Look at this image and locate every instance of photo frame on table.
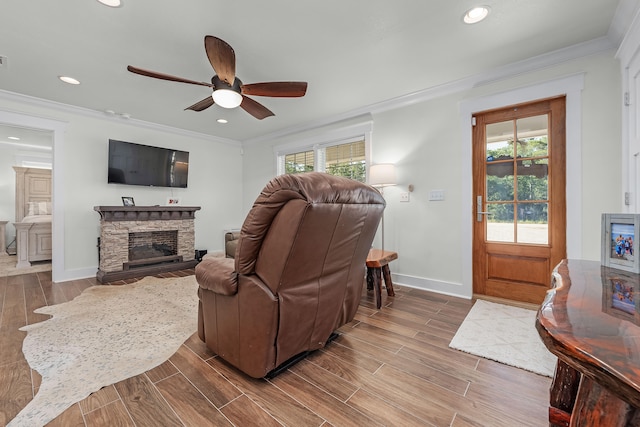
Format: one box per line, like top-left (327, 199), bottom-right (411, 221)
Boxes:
top-left (601, 267), bottom-right (640, 324)
top-left (121, 196), bottom-right (135, 207)
top-left (601, 213), bottom-right (640, 273)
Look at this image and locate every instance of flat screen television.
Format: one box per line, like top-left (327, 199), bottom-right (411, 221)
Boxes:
top-left (107, 139), bottom-right (189, 188)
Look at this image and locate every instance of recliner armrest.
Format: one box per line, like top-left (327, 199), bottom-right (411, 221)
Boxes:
top-left (195, 257), bottom-right (238, 296)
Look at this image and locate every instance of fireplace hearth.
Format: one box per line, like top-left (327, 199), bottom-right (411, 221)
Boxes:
top-left (94, 206), bottom-right (201, 283)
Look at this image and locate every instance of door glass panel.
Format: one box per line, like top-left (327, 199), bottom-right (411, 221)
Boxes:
top-left (486, 203), bottom-right (514, 242)
top-left (517, 159), bottom-right (548, 200)
top-left (516, 115), bottom-right (548, 158)
top-left (487, 163), bottom-right (514, 201)
top-left (517, 203), bottom-right (548, 244)
top-left (484, 114), bottom-right (550, 245)
top-left (486, 121), bottom-right (514, 160)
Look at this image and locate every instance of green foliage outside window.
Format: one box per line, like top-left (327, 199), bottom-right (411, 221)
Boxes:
top-left (283, 141), bottom-right (366, 183)
top-left (284, 150), bottom-right (314, 174)
top-left (284, 162), bottom-right (314, 174)
top-left (326, 161), bottom-right (366, 182)
top-left (486, 137), bottom-right (549, 223)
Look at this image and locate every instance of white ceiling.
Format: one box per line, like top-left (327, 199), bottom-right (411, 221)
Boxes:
top-left (0, 0), bottom-right (632, 143)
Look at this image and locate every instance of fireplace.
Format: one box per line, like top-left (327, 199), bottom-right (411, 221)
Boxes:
top-left (128, 230), bottom-right (178, 261)
top-left (94, 206), bottom-right (201, 283)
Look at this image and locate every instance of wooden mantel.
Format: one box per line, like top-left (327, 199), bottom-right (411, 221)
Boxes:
top-left (94, 206), bottom-right (201, 222)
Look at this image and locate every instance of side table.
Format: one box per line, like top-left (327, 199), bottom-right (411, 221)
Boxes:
top-left (366, 249), bottom-right (398, 309)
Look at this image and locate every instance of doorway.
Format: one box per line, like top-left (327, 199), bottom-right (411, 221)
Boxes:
top-left (0, 125), bottom-right (53, 277)
top-left (0, 109), bottom-right (65, 281)
top-left (472, 97), bottom-right (566, 304)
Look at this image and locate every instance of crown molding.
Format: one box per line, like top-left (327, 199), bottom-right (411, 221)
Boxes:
top-left (0, 89), bottom-right (242, 147)
top-left (616, 1), bottom-right (640, 63)
top-left (610, 0), bottom-right (640, 48)
top-left (243, 36), bottom-right (616, 146)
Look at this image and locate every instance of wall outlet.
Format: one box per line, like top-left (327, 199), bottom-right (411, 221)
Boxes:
top-left (400, 192), bottom-right (410, 202)
top-left (429, 190), bottom-right (445, 201)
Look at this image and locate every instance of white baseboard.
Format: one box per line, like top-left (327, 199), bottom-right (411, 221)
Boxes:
top-left (391, 273), bottom-right (472, 300)
top-left (53, 267), bottom-right (97, 283)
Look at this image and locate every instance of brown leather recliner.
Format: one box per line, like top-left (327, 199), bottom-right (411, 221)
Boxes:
top-left (195, 172), bottom-right (385, 378)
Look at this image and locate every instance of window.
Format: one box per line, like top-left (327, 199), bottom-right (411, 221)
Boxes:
top-left (278, 139), bottom-right (366, 182)
top-left (275, 119), bottom-right (372, 182)
top-left (284, 150), bottom-right (314, 174)
top-left (322, 140), bottom-right (366, 182)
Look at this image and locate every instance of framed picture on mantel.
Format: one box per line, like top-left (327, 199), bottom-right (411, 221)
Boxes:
top-left (602, 213), bottom-right (640, 273)
top-left (121, 196), bottom-right (135, 207)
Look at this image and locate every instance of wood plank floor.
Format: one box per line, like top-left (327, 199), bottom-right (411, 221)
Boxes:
top-left (0, 269), bottom-right (552, 426)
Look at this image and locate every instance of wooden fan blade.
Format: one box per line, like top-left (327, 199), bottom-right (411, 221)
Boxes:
top-left (185, 96), bottom-right (214, 112)
top-left (240, 96), bottom-right (274, 120)
top-left (205, 36), bottom-right (236, 85)
top-left (241, 82), bottom-right (308, 97)
top-left (127, 66), bottom-right (213, 88)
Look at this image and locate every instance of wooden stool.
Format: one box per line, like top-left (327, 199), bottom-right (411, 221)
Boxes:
top-left (366, 249), bottom-right (398, 309)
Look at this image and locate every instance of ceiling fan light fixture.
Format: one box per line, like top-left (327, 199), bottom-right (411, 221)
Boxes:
top-left (212, 89), bottom-right (242, 109)
top-left (463, 6), bottom-right (490, 24)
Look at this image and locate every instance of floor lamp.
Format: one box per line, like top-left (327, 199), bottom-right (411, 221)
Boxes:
top-left (369, 164), bottom-right (397, 251)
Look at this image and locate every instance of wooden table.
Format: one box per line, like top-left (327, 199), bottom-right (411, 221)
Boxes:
top-left (366, 249), bottom-right (398, 309)
top-left (536, 259), bottom-right (640, 426)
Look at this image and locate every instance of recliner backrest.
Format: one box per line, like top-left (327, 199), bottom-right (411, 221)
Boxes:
top-left (234, 172), bottom-right (385, 364)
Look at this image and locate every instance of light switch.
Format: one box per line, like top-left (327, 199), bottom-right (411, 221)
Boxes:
top-left (429, 190), bottom-right (445, 201)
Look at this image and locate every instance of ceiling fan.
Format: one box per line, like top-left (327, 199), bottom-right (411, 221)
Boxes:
top-left (127, 36), bottom-right (307, 120)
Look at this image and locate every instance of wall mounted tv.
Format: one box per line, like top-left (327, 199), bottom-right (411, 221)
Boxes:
top-left (107, 139), bottom-right (189, 188)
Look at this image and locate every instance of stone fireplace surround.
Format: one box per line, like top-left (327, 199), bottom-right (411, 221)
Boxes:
top-left (94, 206), bottom-right (201, 283)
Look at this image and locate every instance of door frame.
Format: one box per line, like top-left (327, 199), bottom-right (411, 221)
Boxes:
top-left (459, 74), bottom-right (584, 298)
top-left (472, 97), bottom-right (566, 304)
top-left (0, 109), bottom-right (67, 282)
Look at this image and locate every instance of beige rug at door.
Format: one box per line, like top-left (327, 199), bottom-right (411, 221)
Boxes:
top-left (449, 299), bottom-right (557, 377)
top-left (8, 275), bottom-right (199, 427)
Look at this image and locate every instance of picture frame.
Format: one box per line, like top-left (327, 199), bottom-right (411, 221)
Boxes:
top-left (121, 196), bottom-right (135, 207)
top-left (601, 266), bottom-right (640, 324)
top-left (601, 213), bottom-right (640, 273)
top-left (166, 197), bottom-right (180, 206)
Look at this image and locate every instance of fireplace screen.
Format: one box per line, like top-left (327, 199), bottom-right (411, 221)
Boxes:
top-left (128, 230), bottom-right (178, 261)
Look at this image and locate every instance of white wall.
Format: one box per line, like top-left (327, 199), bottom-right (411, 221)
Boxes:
top-left (0, 145), bottom-right (19, 247)
top-left (241, 49), bottom-right (623, 299)
top-left (0, 48), bottom-right (624, 292)
top-left (0, 144), bottom-right (19, 247)
top-left (0, 97), bottom-right (244, 281)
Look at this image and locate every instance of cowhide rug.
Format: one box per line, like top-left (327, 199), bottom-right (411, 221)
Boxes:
top-left (8, 275), bottom-right (199, 427)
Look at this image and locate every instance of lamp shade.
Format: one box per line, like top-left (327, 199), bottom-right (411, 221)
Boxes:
top-left (369, 164), bottom-right (397, 187)
top-left (212, 89), bottom-right (242, 109)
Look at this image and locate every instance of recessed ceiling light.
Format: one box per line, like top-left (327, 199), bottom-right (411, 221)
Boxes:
top-left (97, 0), bottom-right (122, 7)
top-left (59, 76), bottom-right (80, 85)
top-left (217, 119), bottom-right (228, 124)
top-left (8, 136), bottom-right (20, 140)
top-left (463, 6), bottom-right (490, 24)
